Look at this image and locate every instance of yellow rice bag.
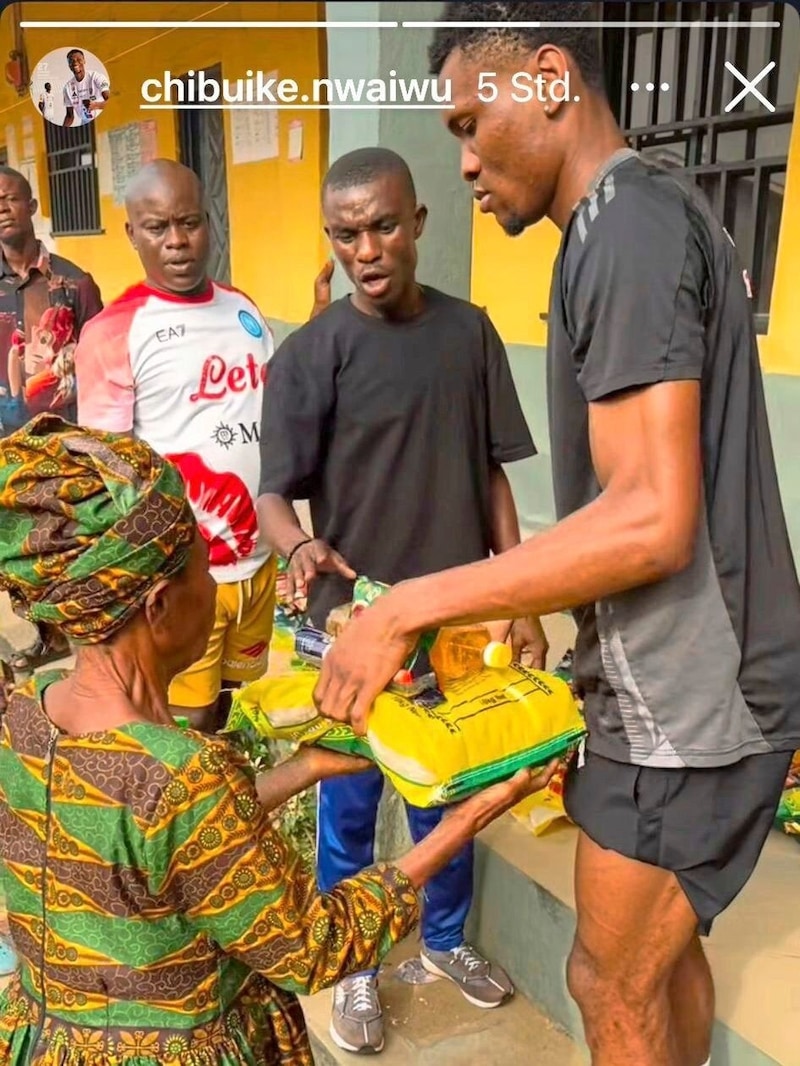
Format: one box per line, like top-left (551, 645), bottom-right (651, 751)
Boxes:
top-left (512, 764), bottom-right (573, 836)
top-left (228, 663), bottom-right (585, 808)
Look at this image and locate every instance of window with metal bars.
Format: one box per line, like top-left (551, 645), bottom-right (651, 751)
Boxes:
top-left (44, 120), bottom-right (102, 236)
top-left (602, 1), bottom-right (797, 332)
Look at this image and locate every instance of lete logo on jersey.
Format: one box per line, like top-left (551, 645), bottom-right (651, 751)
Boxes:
top-left (238, 309), bottom-right (263, 337)
top-left (190, 353), bottom-right (269, 402)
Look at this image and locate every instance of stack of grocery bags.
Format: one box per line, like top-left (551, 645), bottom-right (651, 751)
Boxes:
top-left (227, 574), bottom-right (586, 813)
top-left (774, 751), bottom-right (800, 841)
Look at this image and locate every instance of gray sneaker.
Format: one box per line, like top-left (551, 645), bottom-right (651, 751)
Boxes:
top-left (420, 943), bottom-right (514, 1008)
top-left (330, 973), bottom-right (385, 1055)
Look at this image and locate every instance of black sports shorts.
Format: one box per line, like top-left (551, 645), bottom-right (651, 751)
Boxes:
top-left (563, 746), bottom-right (792, 935)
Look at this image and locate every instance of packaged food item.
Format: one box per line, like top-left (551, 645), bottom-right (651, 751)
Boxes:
top-left (350, 575), bottom-right (439, 696)
top-left (226, 673), bottom-right (370, 760)
top-left (430, 625), bottom-right (513, 685)
top-left (508, 650), bottom-right (582, 836)
top-left (295, 615), bottom-right (440, 699)
top-left (294, 625), bottom-right (334, 667)
top-left (228, 661), bottom-right (585, 808)
top-left (552, 648), bottom-right (575, 688)
top-left (263, 557), bottom-right (307, 673)
top-left (350, 574), bottom-right (392, 614)
top-left (326, 602), bottom-right (353, 638)
top-left (512, 763), bottom-right (571, 836)
top-left (774, 787), bottom-right (800, 839)
top-left (785, 750), bottom-right (800, 790)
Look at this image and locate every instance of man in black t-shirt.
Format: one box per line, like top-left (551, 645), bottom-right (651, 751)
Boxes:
top-left (258, 147), bottom-right (544, 1055)
top-left (312, 6), bottom-right (800, 1066)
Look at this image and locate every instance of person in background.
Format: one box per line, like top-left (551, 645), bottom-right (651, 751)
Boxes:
top-left (62, 48), bottom-right (109, 126)
top-left (76, 158), bottom-right (275, 736)
top-left (37, 81), bottom-right (54, 122)
top-left (311, 257), bottom-right (335, 319)
top-left (0, 414), bottom-right (558, 1066)
top-left (258, 147), bottom-right (547, 1056)
top-left (0, 164), bottom-right (102, 675)
top-left (313, 6), bottom-right (800, 1066)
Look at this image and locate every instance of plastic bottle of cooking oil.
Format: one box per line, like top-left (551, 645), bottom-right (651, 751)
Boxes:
top-left (429, 625), bottom-right (512, 685)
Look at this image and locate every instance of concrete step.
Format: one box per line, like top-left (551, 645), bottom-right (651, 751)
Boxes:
top-left (302, 941), bottom-right (583, 1066)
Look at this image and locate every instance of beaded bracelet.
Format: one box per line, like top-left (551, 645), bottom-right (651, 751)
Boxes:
top-left (285, 537), bottom-right (313, 566)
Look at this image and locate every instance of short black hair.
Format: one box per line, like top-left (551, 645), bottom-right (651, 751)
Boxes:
top-left (44, 81), bottom-right (51, 91)
top-left (429, 2), bottom-right (605, 92)
top-left (67, 49), bottom-right (84, 62)
top-left (0, 167), bottom-right (32, 199)
top-left (322, 147), bottom-right (416, 201)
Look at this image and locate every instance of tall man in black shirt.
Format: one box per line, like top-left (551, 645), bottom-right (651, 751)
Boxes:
top-left (313, 6), bottom-right (800, 1066)
top-left (259, 147), bottom-right (546, 1056)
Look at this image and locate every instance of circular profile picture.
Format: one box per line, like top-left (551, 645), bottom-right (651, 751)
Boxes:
top-left (29, 47), bottom-right (110, 128)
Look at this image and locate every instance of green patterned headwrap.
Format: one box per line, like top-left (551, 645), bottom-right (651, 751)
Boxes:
top-left (0, 414), bottom-right (196, 644)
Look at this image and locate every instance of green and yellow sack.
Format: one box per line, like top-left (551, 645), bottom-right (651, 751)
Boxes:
top-left (228, 663), bottom-right (585, 808)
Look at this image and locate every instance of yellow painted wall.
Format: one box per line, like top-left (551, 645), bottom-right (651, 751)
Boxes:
top-left (471, 81), bottom-right (800, 376)
top-left (759, 78), bottom-right (800, 376)
top-left (471, 211), bottom-right (560, 348)
top-left (0, 1), bottom-right (328, 322)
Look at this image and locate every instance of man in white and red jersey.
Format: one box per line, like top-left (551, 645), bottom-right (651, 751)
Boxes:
top-left (75, 159), bottom-right (275, 732)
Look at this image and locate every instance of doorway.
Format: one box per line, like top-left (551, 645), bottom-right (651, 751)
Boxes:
top-left (176, 64), bottom-right (232, 284)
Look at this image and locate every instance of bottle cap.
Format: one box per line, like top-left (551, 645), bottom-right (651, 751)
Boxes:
top-left (483, 641), bottom-right (513, 669)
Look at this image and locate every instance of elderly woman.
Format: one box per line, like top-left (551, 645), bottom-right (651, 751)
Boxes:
top-left (0, 415), bottom-right (554, 1066)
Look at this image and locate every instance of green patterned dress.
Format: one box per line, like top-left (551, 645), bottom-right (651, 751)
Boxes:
top-left (0, 673), bottom-right (419, 1065)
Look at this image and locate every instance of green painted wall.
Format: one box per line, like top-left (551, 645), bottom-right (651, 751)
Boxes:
top-left (266, 318), bottom-right (301, 349)
top-left (505, 343), bottom-right (800, 563)
top-left (324, 1), bottom-right (472, 303)
top-left (760, 374), bottom-right (800, 560)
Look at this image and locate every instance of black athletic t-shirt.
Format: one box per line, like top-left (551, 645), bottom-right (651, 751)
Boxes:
top-left (548, 149), bottom-right (800, 768)
top-left (259, 286), bottom-right (536, 627)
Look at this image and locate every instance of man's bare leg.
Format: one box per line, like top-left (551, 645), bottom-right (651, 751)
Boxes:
top-left (669, 934), bottom-right (715, 1065)
top-left (566, 831), bottom-right (713, 1066)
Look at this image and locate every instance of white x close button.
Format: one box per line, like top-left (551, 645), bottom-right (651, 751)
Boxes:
top-left (724, 61), bottom-right (776, 113)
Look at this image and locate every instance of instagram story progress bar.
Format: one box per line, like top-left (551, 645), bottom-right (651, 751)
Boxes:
top-left (21, 18), bottom-right (782, 28)
top-left (20, 15), bottom-right (783, 112)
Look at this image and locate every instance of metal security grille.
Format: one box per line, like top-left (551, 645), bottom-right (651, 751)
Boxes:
top-left (44, 121), bottom-right (101, 236)
top-left (176, 64), bottom-right (232, 284)
top-left (602, 1), bottom-right (796, 328)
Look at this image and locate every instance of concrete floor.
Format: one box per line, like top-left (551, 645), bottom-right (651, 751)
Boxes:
top-left (304, 939), bottom-right (582, 1066)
